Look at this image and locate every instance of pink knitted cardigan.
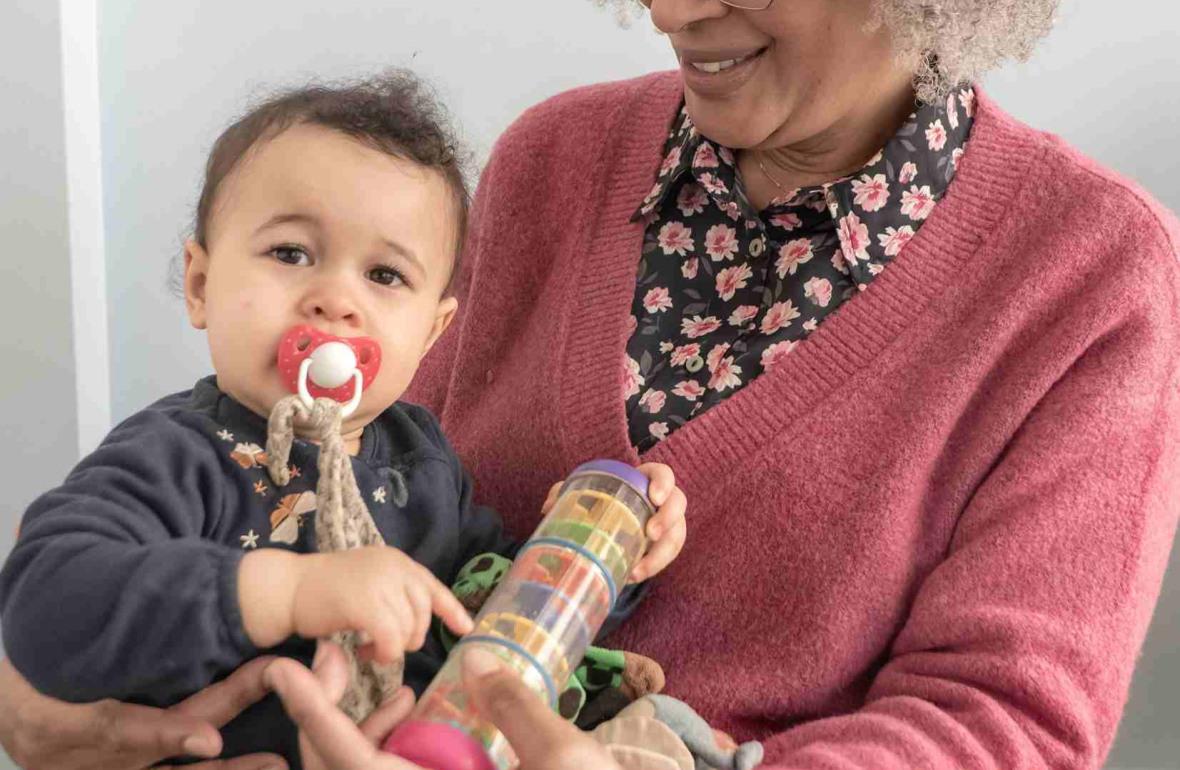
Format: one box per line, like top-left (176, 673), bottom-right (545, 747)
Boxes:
top-left (407, 72), bottom-right (1180, 769)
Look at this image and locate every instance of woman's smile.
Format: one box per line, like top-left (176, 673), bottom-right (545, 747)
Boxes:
top-left (677, 44), bottom-right (768, 97)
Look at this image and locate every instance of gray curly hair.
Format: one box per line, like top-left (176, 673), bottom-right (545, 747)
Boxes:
top-left (592, 0), bottom-right (1060, 103)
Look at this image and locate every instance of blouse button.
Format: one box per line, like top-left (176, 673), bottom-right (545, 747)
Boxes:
top-left (685, 355), bottom-right (704, 373)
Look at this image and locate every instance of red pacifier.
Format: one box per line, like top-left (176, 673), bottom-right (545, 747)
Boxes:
top-left (277, 325), bottom-right (382, 418)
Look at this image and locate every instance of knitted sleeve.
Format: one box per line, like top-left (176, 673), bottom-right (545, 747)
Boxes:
top-left (763, 199), bottom-right (1180, 768)
top-left (0, 410), bottom-right (257, 706)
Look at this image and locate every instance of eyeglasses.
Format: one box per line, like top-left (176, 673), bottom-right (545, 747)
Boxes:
top-left (639, 0), bottom-right (776, 10)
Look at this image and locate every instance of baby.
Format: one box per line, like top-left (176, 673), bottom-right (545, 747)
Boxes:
top-left (0, 71), bottom-right (685, 767)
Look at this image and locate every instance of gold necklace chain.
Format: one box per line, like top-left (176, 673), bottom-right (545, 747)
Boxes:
top-left (755, 151), bottom-right (789, 194)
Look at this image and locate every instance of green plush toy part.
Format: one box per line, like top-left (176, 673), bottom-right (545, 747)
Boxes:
top-left (442, 553), bottom-right (665, 722)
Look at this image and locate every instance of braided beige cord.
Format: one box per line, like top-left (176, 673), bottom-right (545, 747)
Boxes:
top-left (266, 394), bottom-right (404, 722)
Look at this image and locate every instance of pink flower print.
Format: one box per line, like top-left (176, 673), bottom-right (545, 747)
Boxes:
top-left (899, 162), bottom-right (918, 184)
top-left (868, 263), bottom-right (885, 276)
top-left (926, 119), bottom-right (947, 152)
top-left (670, 343), bottom-right (701, 366)
top-left (728, 304), bottom-right (759, 327)
top-left (699, 173), bottom-right (728, 196)
top-left (693, 142), bottom-right (720, 168)
top-left (643, 182), bottom-right (663, 207)
top-left (724, 201), bottom-right (741, 221)
top-left (704, 224), bottom-right (739, 262)
top-left (715, 263), bottom-right (753, 301)
top-left (760, 300), bottom-right (800, 335)
top-left (837, 211), bottom-right (870, 264)
top-left (901, 185), bottom-right (936, 221)
top-left (643, 286), bottom-right (673, 314)
top-left (659, 341), bottom-right (674, 353)
top-left (627, 314), bottom-right (638, 335)
top-left (672, 380), bottom-right (705, 402)
top-left (770, 212), bottom-right (802, 231)
top-left (639, 389), bottom-right (667, 414)
top-left (803, 276), bottom-right (833, 308)
top-left (660, 146), bottom-right (682, 175)
top-left (760, 340), bottom-right (797, 369)
top-left (802, 318), bottom-right (818, 332)
top-left (851, 173), bottom-right (890, 213)
top-left (681, 315), bottom-right (721, 339)
top-left (681, 258), bottom-right (699, 279)
top-left (706, 342), bottom-right (730, 374)
top-left (946, 93), bottom-right (959, 130)
top-left (877, 225), bottom-right (915, 257)
top-left (707, 355), bottom-right (743, 392)
top-left (677, 184), bottom-right (708, 216)
top-left (952, 147), bottom-right (964, 170)
top-left (657, 221), bottom-right (694, 256)
top-left (649, 422), bottom-right (670, 442)
top-left (831, 250), bottom-right (849, 275)
top-left (775, 238), bottom-right (814, 278)
top-left (623, 355), bottom-right (644, 399)
top-left (959, 87), bottom-right (975, 118)
top-left (867, 149), bottom-right (884, 167)
top-left (718, 146), bottom-right (736, 165)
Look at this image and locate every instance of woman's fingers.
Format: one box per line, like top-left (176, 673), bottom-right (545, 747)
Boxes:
top-left (358, 687), bottom-right (416, 745)
top-left (462, 647), bottom-right (619, 770)
top-left (172, 655), bottom-right (278, 728)
top-left (265, 659), bottom-right (422, 770)
top-left (161, 754), bottom-right (288, 770)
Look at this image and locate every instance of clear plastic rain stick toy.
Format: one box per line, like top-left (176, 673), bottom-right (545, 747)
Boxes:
top-left (381, 460), bottom-right (656, 770)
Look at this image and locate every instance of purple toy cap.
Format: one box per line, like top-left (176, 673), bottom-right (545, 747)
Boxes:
top-left (381, 720), bottom-right (496, 770)
top-left (570, 459), bottom-right (652, 505)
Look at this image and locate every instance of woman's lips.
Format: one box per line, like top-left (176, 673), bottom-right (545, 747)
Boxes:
top-left (678, 46), bottom-right (768, 97)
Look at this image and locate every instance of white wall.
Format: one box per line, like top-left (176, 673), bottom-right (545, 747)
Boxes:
top-left (0, 1), bottom-right (1176, 769)
top-left (0, 3), bottom-right (81, 769)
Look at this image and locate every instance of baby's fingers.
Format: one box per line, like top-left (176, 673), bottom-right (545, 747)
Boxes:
top-left (420, 568), bottom-right (475, 638)
top-left (539, 481), bottom-right (563, 516)
top-left (636, 462), bottom-right (676, 507)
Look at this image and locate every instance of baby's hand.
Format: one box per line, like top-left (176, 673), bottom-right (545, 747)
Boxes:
top-left (239, 546), bottom-right (473, 664)
top-left (539, 462), bottom-right (687, 583)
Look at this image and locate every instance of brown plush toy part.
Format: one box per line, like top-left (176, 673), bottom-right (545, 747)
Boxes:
top-left (265, 395), bottom-right (403, 723)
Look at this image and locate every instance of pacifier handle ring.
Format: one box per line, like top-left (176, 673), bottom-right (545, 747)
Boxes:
top-left (296, 357), bottom-right (365, 419)
top-left (341, 370), bottom-right (363, 418)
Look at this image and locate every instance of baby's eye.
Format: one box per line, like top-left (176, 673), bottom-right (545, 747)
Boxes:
top-left (270, 246), bottom-right (311, 266)
top-left (368, 265), bottom-right (406, 287)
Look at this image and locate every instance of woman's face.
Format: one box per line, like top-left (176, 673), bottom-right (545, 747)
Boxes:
top-left (641, 0), bottom-right (913, 152)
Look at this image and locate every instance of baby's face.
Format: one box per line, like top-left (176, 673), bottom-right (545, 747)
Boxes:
top-left (183, 123), bottom-right (458, 431)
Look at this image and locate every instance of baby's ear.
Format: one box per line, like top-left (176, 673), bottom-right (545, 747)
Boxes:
top-left (421, 295), bottom-right (458, 359)
top-left (183, 240), bottom-right (210, 330)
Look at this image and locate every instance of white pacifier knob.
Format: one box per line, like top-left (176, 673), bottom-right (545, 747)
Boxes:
top-left (307, 341), bottom-right (357, 389)
top-left (297, 341), bottom-right (365, 418)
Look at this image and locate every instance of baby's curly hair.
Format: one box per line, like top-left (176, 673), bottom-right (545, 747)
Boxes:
top-left (187, 69), bottom-right (470, 293)
top-left (591, 0), bottom-right (1060, 103)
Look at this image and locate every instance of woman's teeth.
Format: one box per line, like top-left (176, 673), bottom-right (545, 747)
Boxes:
top-left (689, 51), bottom-right (758, 74)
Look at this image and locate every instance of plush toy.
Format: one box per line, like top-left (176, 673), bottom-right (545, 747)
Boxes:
top-left (594, 695), bottom-right (763, 770)
top-left (444, 553), bottom-right (763, 770)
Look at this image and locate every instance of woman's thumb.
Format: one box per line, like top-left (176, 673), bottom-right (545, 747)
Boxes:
top-left (462, 648), bottom-right (560, 760)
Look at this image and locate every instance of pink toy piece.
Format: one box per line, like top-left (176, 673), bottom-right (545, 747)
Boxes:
top-left (277, 324), bottom-right (381, 403)
top-left (382, 720), bottom-right (497, 770)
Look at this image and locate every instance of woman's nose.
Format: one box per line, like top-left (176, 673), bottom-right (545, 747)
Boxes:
top-left (645, 0), bottom-right (730, 34)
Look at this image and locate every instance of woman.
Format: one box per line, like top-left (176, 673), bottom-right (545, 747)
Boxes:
top-left (4, 0), bottom-right (1178, 768)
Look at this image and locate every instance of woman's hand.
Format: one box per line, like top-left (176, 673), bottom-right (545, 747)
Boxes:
top-left (265, 643), bottom-right (621, 770)
top-left (540, 461), bottom-right (688, 582)
top-left (0, 655), bottom-right (286, 770)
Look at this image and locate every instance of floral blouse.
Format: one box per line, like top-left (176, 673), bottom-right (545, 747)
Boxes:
top-left (624, 86), bottom-right (976, 452)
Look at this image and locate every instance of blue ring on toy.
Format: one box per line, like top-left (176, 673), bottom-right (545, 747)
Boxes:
top-left (457, 634), bottom-right (559, 708)
top-left (518, 537), bottom-right (619, 609)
